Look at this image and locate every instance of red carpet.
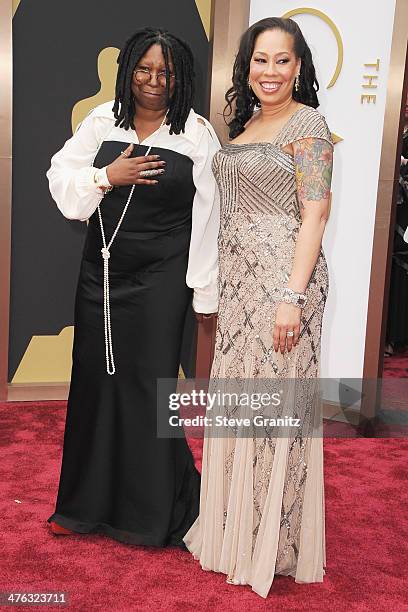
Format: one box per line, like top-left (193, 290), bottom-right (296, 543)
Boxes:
top-left (381, 348), bottom-right (408, 413)
top-left (383, 348), bottom-right (408, 378)
top-left (1, 401), bottom-right (407, 611)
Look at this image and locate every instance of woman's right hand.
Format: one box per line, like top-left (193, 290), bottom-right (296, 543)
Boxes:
top-left (106, 143), bottom-right (166, 186)
top-left (195, 312), bottom-right (218, 323)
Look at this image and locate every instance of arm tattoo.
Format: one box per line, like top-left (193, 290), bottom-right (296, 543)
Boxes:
top-left (294, 138), bottom-right (333, 203)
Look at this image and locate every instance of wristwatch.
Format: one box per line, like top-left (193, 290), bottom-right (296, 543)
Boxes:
top-left (93, 167), bottom-right (113, 193)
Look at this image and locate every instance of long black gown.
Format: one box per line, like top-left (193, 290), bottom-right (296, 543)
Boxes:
top-left (47, 140), bottom-right (201, 547)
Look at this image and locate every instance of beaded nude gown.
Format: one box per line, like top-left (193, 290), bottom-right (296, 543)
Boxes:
top-left (184, 105), bottom-right (334, 597)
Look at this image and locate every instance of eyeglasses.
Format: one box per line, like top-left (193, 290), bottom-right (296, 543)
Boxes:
top-left (133, 67), bottom-right (176, 87)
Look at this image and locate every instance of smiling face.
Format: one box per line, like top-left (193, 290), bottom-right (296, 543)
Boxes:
top-left (249, 28), bottom-right (301, 106)
top-left (131, 43), bottom-right (175, 112)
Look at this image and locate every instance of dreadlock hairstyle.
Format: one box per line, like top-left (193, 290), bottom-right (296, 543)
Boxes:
top-left (113, 28), bottom-right (195, 135)
top-left (224, 17), bottom-right (320, 139)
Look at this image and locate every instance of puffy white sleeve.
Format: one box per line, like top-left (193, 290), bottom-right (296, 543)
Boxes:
top-left (186, 120), bottom-right (221, 313)
top-left (46, 112), bottom-right (113, 221)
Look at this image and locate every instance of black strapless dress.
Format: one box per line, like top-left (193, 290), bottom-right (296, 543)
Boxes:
top-left (47, 141), bottom-right (200, 547)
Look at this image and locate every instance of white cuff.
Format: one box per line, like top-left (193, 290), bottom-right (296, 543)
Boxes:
top-left (192, 285), bottom-right (219, 314)
top-left (93, 166), bottom-right (111, 188)
top-left (74, 166), bottom-right (103, 195)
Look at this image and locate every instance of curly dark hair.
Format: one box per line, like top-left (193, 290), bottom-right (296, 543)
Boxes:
top-left (113, 28), bottom-right (195, 135)
top-left (224, 17), bottom-right (320, 139)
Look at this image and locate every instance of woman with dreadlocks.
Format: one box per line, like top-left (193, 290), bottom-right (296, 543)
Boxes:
top-left (46, 28), bottom-right (220, 548)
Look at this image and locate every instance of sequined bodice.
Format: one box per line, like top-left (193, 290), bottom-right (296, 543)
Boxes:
top-left (213, 141), bottom-right (299, 219)
top-left (212, 106), bottom-right (333, 221)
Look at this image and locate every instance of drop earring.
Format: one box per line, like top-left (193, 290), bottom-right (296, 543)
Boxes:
top-left (295, 74), bottom-right (300, 92)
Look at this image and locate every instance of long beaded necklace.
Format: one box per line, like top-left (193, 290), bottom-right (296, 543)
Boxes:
top-left (97, 114), bottom-right (167, 375)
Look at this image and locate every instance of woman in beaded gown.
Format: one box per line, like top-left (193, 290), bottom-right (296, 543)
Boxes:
top-left (184, 18), bottom-right (334, 597)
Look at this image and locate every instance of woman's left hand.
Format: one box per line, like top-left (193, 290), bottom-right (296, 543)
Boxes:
top-left (273, 303), bottom-right (301, 354)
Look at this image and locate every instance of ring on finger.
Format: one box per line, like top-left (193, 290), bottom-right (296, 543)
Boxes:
top-left (286, 330), bottom-right (294, 337)
top-left (120, 151), bottom-right (129, 157)
top-left (139, 168), bottom-right (162, 177)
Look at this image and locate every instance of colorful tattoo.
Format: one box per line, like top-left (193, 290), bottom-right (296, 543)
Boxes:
top-left (294, 138), bottom-right (333, 203)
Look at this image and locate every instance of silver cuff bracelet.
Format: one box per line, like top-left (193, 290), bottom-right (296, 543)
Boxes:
top-left (281, 287), bottom-right (308, 308)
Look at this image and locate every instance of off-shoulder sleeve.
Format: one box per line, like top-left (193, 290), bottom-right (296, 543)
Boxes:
top-left (186, 119), bottom-right (221, 313)
top-left (276, 107), bottom-right (333, 149)
top-left (46, 111), bottom-right (114, 221)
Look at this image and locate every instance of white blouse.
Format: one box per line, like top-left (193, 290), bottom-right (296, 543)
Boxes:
top-left (46, 101), bottom-right (220, 313)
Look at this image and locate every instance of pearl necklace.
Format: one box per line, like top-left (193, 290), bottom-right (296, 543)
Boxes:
top-left (97, 114), bottom-right (167, 375)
